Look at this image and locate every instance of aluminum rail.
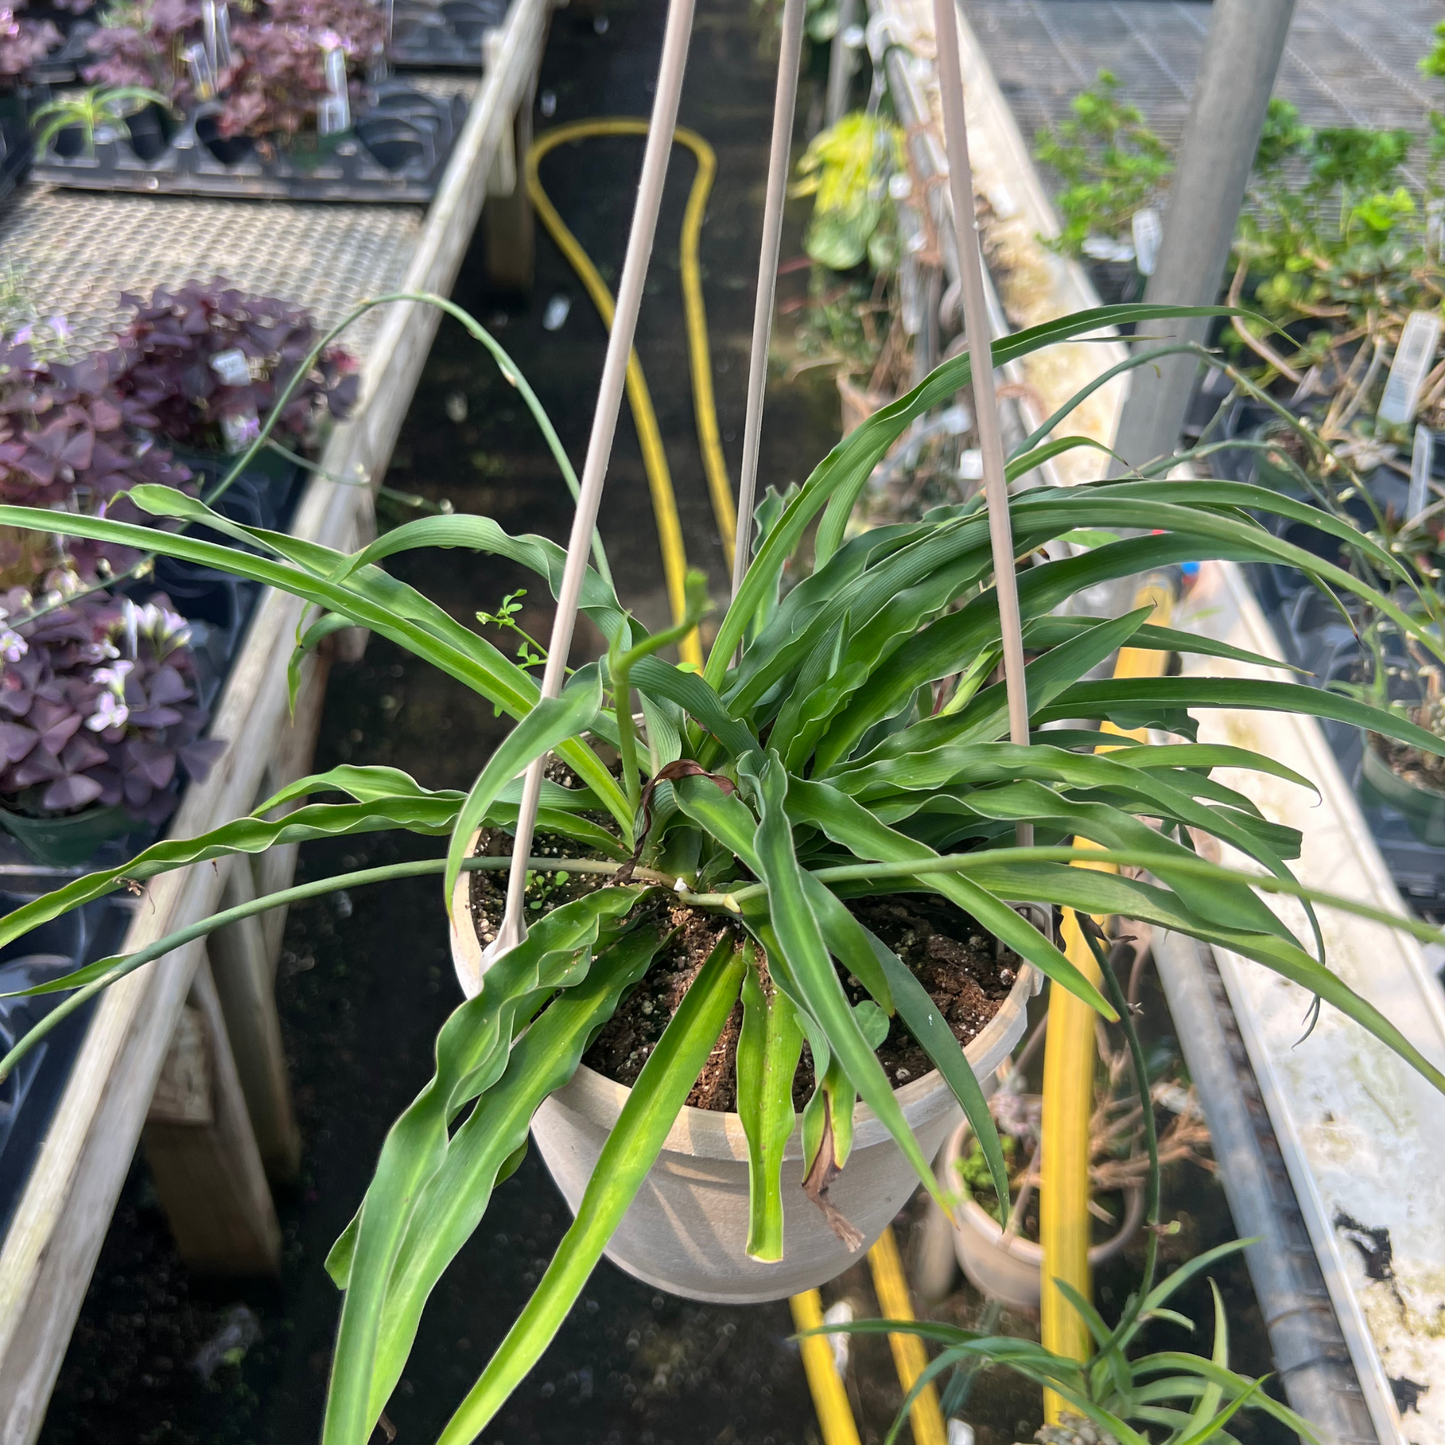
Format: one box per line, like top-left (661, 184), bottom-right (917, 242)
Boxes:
top-left (0, 0), bottom-right (553, 1434)
top-left (1153, 928), bottom-right (1377, 1445)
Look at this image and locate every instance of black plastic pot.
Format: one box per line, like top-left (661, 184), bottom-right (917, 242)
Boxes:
top-left (124, 102), bottom-right (174, 162)
top-left (0, 891), bottom-right (136, 1235)
top-left (49, 121), bottom-right (89, 159)
top-left (168, 444), bottom-right (303, 533)
top-left (0, 803), bottom-right (135, 868)
top-left (0, 87), bottom-right (32, 207)
top-left (390, 0), bottom-right (508, 66)
top-left (194, 111), bottom-right (256, 167)
top-left (354, 117), bottom-right (428, 172)
top-left (1360, 742), bottom-right (1445, 848)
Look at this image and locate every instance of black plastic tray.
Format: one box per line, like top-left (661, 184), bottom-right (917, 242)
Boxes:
top-left (26, 22), bottom-right (94, 86)
top-left (0, 91), bottom-right (35, 210)
top-left (390, 0), bottom-right (507, 67)
top-left (31, 81), bottom-right (467, 202)
top-left (1216, 404), bottom-right (1445, 910)
top-left (0, 890), bottom-right (138, 1237)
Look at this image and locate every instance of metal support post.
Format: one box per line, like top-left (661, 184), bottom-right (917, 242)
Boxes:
top-left (1111, 0), bottom-right (1296, 472)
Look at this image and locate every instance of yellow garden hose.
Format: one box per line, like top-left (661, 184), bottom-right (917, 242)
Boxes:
top-left (791, 1290), bottom-right (863, 1445)
top-left (868, 1227), bottom-right (949, 1445)
top-left (1039, 578), bottom-right (1175, 1423)
top-left (526, 120), bottom-right (739, 666)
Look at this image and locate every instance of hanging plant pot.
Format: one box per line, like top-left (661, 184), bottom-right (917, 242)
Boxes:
top-left (1360, 736), bottom-right (1445, 847)
top-left (451, 833), bottom-right (1038, 1304)
top-left (0, 802), bottom-right (134, 868)
top-left (938, 1113), bottom-right (1145, 1311)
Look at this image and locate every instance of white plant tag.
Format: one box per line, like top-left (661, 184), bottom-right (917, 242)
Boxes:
top-left (1378, 310), bottom-right (1442, 426)
top-left (318, 46), bottom-right (350, 134)
top-left (209, 347), bottom-right (250, 386)
top-left (1081, 235), bottom-right (1134, 264)
top-left (1132, 206), bottom-right (1162, 276)
top-left (185, 42), bottom-right (216, 101)
top-left (220, 408), bottom-right (260, 454)
top-left (986, 183), bottom-right (1017, 220)
top-left (1409, 425), bottom-right (1435, 522)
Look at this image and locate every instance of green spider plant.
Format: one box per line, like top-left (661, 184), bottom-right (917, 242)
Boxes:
top-left (30, 85), bottom-right (174, 156)
top-left (0, 300), bottom-right (1443, 1445)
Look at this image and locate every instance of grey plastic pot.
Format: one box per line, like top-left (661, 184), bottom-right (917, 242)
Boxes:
top-left (451, 846), bottom-right (1039, 1303)
top-left (1360, 737), bottom-right (1445, 846)
top-left (939, 1112), bottom-right (1145, 1311)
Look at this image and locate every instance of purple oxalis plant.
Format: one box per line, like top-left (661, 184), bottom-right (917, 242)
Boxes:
top-left (0, 3), bottom-right (58, 85)
top-left (0, 585), bottom-right (224, 819)
top-left (86, 0), bottom-right (387, 139)
top-left (113, 280), bottom-right (359, 454)
top-left (0, 336), bottom-right (195, 584)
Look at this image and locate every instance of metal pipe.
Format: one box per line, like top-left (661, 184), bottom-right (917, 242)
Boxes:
top-left (1152, 929), bottom-right (1379, 1445)
top-left (929, 0), bottom-right (1031, 844)
top-left (825, 0), bottom-right (860, 126)
top-left (1111, 0), bottom-right (1297, 473)
top-left (485, 0), bottom-right (697, 964)
top-left (733, 0), bottom-right (806, 601)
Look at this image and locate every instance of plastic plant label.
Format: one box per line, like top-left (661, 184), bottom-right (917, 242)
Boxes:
top-left (319, 46), bottom-right (350, 134)
top-left (220, 408), bottom-right (261, 454)
top-left (1081, 235), bottom-right (1134, 264)
top-left (986, 183), bottom-right (1017, 220)
top-left (202, 0), bottom-right (231, 72)
top-left (209, 348), bottom-right (250, 386)
top-left (185, 42), bottom-right (216, 102)
top-left (1132, 206), bottom-right (1162, 277)
top-left (1410, 426), bottom-right (1435, 522)
top-left (318, 97), bottom-right (349, 136)
top-left (1378, 310), bottom-right (1442, 427)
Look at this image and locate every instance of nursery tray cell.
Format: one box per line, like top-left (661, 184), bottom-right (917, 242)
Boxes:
top-left (25, 22), bottom-right (95, 86)
top-left (0, 890), bottom-right (136, 1239)
top-left (31, 82), bottom-right (470, 204)
top-left (0, 93), bottom-right (34, 212)
top-left (1210, 401), bottom-right (1445, 910)
top-left (390, 0), bottom-right (510, 67)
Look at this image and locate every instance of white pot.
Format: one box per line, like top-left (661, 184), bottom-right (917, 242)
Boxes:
top-left (451, 842), bottom-right (1038, 1303)
top-left (939, 1114), bottom-right (1145, 1312)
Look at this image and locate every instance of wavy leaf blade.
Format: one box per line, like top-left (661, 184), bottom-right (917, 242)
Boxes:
top-left (321, 887), bottom-right (641, 1445)
top-left (736, 943), bottom-right (805, 1261)
top-left (363, 920), bottom-right (665, 1424)
top-left (435, 930), bottom-right (747, 1443)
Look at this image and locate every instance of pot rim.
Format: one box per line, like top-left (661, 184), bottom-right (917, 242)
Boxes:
top-left (452, 827), bottom-right (1041, 1162)
top-left (1363, 729), bottom-right (1445, 801)
top-left (940, 1115), bottom-right (1145, 1267)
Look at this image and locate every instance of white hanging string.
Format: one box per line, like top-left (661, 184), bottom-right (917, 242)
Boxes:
top-left (930, 0), bottom-right (1033, 847)
top-left (732, 0), bottom-right (807, 600)
top-left (482, 0), bottom-right (699, 965)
